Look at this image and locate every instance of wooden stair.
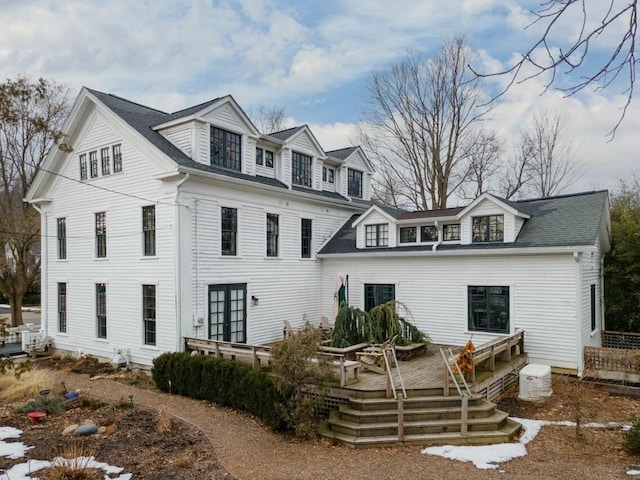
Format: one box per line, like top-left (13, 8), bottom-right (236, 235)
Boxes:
top-left (320, 390), bottom-right (521, 448)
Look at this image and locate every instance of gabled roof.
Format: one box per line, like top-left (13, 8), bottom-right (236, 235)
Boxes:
top-left (268, 125), bottom-right (306, 141)
top-left (456, 192), bottom-right (531, 219)
top-left (325, 146), bottom-right (358, 160)
top-left (398, 207), bottom-right (464, 221)
top-left (319, 190), bottom-right (610, 255)
top-left (352, 203), bottom-right (404, 227)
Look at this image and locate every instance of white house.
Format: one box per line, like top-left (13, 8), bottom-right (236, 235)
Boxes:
top-left (318, 191), bottom-right (611, 374)
top-left (25, 88), bottom-right (611, 375)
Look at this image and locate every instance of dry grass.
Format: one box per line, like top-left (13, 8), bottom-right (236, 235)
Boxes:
top-left (172, 450), bottom-right (198, 468)
top-left (157, 406), bottom-right (173, 434)
top-left (0, 365), bottom-right (57, 402)
top-left (41, 441), bottom-right (101, 480)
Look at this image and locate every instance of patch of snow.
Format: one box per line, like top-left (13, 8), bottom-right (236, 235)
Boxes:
top-left (627, 470), bottom-right (640, 476)
top-left (0, 426), bottom-right (132, 479)
top-left (422, 417), bottom-right (631, 470)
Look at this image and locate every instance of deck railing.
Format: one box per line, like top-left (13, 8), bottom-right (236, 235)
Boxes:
top-left (602, 331), bottom-right (640, 350)
top-left (468, 329), bottom-right (525, 382)
top-left (583, 345), bottom-right (640, 382)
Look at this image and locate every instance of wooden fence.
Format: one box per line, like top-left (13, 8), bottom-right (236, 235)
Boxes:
top-left (583, 346), bottom-right (640, 383)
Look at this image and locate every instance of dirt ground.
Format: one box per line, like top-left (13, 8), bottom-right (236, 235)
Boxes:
top-left (2, 357), bottom-right (640, 479)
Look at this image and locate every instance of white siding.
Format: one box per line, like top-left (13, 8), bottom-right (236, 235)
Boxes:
top-left (204, 103), bottom-right (243, 130)
top-left (321, 252), bottom-right (579, 370)
top-left (290, 130), bottom-right (322, 156)
top-left (581, 241), bottom-right (603, 351)
top-left (42, 111), bottom-right (177, 366)
top-left (160, 124), bottom-right (193, 157)
top-left (179, 179), bottom-right (357, 346)
top-left (345, 150), bottom-right (369, 171)
top-left (195, 122), bottom-right (209, 166)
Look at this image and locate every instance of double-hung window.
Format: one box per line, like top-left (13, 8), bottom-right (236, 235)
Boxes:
top-left (143, 284), bottom-right (156, 346)
top-left (301, 218), bottom-right (312, 258)
top-left (399, 227), bottom-right (416, 243)
top-left (58, 283), bottom-right (67, 333)
top-left (142, 205), bottom-right (156, 256)
top-left (468, 286), bottom-right (509, 333)
top-left (101, 147), bottom-right (110, 175)
top-left (96, 283), bottom-right (107, 339)
top-left (221, 207), bottom-right (237, 256)
top-left (472, 215), bottom-right (504, 242)
top-left (365, 224), bottom-right (389, 247)
top-left (112, 144), bottom-right (122, 173)
top-left (57, 217), bottom-right (66, 259)
top-left (291, 152), bottom-right (312, 187)
top-left (79, 154), bottom-right (88, 180)
top-left (265, 150), bottom-right (274, 168)
top-left (211, 126), bottom-right (241, 171)
top-left (348, 169), bottom-right (363, 198)
top-left (89, 151), bottom-right (98, 178)
top-left (95, 212), bottom-right (107, 258)
top-left (266, 213), bottom-right (279, 257)
top-left (256, 147), bottom-right (264, 166)
top-left (323, 166), bottom-right (335, 183)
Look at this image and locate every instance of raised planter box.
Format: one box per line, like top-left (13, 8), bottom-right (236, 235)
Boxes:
top-left (395, 342), bottom-right (427, 361)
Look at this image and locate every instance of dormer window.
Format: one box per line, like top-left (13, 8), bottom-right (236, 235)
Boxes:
top-left (366, 224), bottom-right (388, 247)
top-left (472, 215), bottom-right (504, 242)
top-left (420, 225), bottom-right (437, 242)
top-left (443, 224), bottom-right (461, 241)
top-left (348, 169), bottom-right (363, 198)
top-left (323, 166), bottom-right (335, 184)
top-left (292, 152), bottom-right (312, 187)
top-left (256, 147), bottom-right (264, 165)
top-left (399, 227), bottom-right (417, 243)
top-left (211, 126), bottom-right (241, 171)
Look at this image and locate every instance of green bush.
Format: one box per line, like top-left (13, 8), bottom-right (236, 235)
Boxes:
top-left (624, 414), bottom-right (640, 454)
top-left (152, 352), bottom-right (293, 431)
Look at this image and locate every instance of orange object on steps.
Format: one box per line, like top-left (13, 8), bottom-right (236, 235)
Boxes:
top-left (453, 337), bottom-right (475, 373)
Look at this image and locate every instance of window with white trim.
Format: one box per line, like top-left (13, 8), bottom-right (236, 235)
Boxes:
top-left (365, 224), bottom-right (388, 247)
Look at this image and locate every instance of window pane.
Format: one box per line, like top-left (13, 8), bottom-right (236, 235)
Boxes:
top-left (210, 127), bottom-right (241, 171)
top-left (95, 212), bottom-right (107, 258)
top-left (420, 226), bottom-right (437, 242)
top-left (255, 147), bottom-right (263, 166)
top-left (364, 284), bottom-right (395, 311)
top-left (58, 283), bottom-right (67, 333)
top-left (101, 147), bottom-right (110, 175)
top-left (89, 151), bottom-right (98, 178)
top-left (57, 218), bottom-right (66, 260)
top-left (301, 218), bottom-right (312, 258)
top-left (143, 284), bottom-right (156, 346)
top-left (472, 215), bottom-right (503, 242)
top-left (79, 154), bottom-right (87, 180)
top-left (291, 152), bottom-right (312, 187)
top-left (468, 286), bottom-right (509, 333)
top-left (265, 151), bottom-right (274, 168)
top-left (443, 224), bottom-right (460, 241)
top-left (221, 207), bottom-right (237, 256)
top-left (143, 205), bottom-right (156, 256)
top-left (348, 169), bottom-right (362, 198)
top-left (96, 283), bottom-right (107, 338)
top-left (112, 144), bottom-right (122, 173)
top-left (266, 213), bottom-right (279, 257)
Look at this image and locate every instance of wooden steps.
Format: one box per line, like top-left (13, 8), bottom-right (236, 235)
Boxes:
top-left (320, 389), bottom-right (521, 448)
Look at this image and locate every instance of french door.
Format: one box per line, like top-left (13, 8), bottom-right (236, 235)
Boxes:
top-left (208, 283), bottom-right (247, 343)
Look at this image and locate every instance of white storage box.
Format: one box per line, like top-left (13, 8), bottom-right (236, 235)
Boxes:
top-left (518, 364), bottom-right (552, 401)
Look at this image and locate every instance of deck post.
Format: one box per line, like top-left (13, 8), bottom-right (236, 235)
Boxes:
top-left (215, 341), bottom-right (220, 358)
top-left (461, 395), bottom-right (469, 437)
top-left (340, 356), bottom-right (346, 387)
top-left (397, 397), bottom-right (404, 442)
top-left (443, 363), bottom-right (450, 396)
top-left (252, 346), bottom-right (258, 370)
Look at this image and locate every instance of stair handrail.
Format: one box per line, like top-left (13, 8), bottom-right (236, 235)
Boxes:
top-left (383, 346), bottom-right (407, 400)
top-left (440, 348), bottom-right (472, 397)
top-left (447, 347), bottom-right (472, 397)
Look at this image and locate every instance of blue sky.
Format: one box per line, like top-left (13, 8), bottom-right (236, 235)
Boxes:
top-left (1, 0), bottom-right (637, 195)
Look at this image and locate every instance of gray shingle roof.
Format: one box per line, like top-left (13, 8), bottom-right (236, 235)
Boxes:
top-left (318, 191), bottom-right (609, 255)
top-left (325, 146), bottom-right (358, 160)
top-left (267, 125), bottom-right (306, 141)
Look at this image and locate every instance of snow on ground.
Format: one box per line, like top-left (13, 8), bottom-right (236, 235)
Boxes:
top-left (0, 427), bottom-right (132, 480)
top-left (422, 418), bottom-right (629, 470)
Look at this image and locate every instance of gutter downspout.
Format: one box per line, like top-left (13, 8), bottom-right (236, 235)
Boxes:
top-left (432, 220), bottom-right (442, 252)
top-left (574, 251), bottom-right (584, 376)
top-left (174, 173), bottom-right (190, 352)
top-left (32, 204), bottom-right (47, 338)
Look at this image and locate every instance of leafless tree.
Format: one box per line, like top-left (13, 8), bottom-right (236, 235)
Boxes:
top-left (362, 37), bottom-right (493, 210)
top-left (472, 1), bottom-right (638, 137)
top-left (459, 129), bottom-right (503, 200)
top-left (517, 110), bottom-right (584, 198)
top-left (498, 149), bottom-right (533, 200)
top-left (250, 105), bottom-right (286, 134)
top-left (0, 76), bottom-right (71, 326)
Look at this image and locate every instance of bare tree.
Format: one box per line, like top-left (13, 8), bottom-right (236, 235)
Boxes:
top-left (362, 37), bottom-right (493, 210)
top-left (250, 105), bottom-right (286, 134)
top-left (0, 77), bottom-right (71, 326)
top-left (473, 1), bottom-right (638, 137)
top-left (517, 110), bottom-right (584, 197)
top-left (498, 148), bottom-right (533, 200)
top-left (459, 129), bottom-right (503, 200)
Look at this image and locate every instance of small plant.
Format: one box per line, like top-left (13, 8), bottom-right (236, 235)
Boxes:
top-left (44, 440), bottom-right (98, 480)
top-left (330, 302), bottom-right (372, 347)
top-left (624, 414), bottom-right (640, 454)
top-left (172, 450), bottom-right (198, 468)
top-left (17, 395), bottom-right (66, 415)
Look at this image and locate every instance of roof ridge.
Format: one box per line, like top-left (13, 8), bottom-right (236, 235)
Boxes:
top-left (86, 88), bottom-right (169, 115)
top-left (515, 189), bottom-right (608, 204)
top-left (268, 125), bottom-right (304, 135)
top-left (170, 95), bottom-right (227, 115)
top-left (326, 146), bottom-right (358, 153)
